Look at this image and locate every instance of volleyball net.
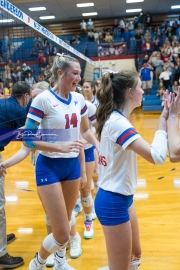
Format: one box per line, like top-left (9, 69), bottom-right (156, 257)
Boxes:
top-left (0, 0), bottom-right (102, 92)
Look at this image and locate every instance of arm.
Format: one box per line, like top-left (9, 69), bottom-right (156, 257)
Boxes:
top-left (168, 87), bottom-right (180, 162)
top-left (23, 118), bottom-right (83, 153)
top-left (1, 144), bottom-right (31, 168)
top-left (78, 149), bottom-right (87, 189)
top-left (80, 115), bottom-right (99, 151)
top-left (127, 101), bottom-right (168, 164)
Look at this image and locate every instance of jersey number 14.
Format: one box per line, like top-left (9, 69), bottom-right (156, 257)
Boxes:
top-left (65, 113), bottom-right (78, 129)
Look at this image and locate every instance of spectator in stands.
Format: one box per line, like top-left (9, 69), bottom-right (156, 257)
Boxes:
top-left (153, 55), bottom-right (164, 83)
top-left (109, 44), bottom-right (115, 56)
top-left (37, 51), bottom-right (46, 67)
top-left (37, 74), bottom-right (44, 82)
top-left (87, 18), bottom-right (94, 31)
top-left (4, 32), bottom-right (12, 60)
top-left (21, 63), bottom-right (32, 81)
top-left (157, 81), bottom-right (165, 102)
top-left (42, 37), bottom-right (49, 48)
top-left (39, 57), bottom-right (49, 69)
top-left (135, 29), bottom-right (143, 54)
top-left (137, 12), bottom-right (144, 30)
top-left (80, 19), bottom-right (87, 37)
top-left (44, 65), bottom-right (51, 79)
top-left (104, 32), bottom-right (113, 43)
top-left (160, 44), bottom-right (171, 62)
top-left (172, 20), bottom-right (178, 36)
top-left (70, 36), bottom-right (76, 45)
top-left (159, 66), bottom-right (171, 90)
top-left (46, 43), bottom-right (57, 66)
top-left (88, 30), bottom-right (95, 42)
top-left (4, 61), bottom-right (12, 86)
top-left (145, 12), bottom-right (153, 28)
top-left (63, 37), bottom-right (70, 45)
top-left (141, 38), bottom-right (154, 57)
top-left (73, 38), bottom-right (81, 45)
top-left (153, 39), bottom-right (161, 52)
top-left (142, 54), bottom-right (149, 64)
top-left (134, 17), bottom-right (139, 30)
top-left (31, 43), bottom-right (41, 58)
top-left (174, 58), bottom-right (180, 82)
top-left (34, 35), bottom-right (42, 46)
top-left (25, 72), bottom-right (36, 87)
top-left (122, 28), bottom-right (132, 53)
top-left (94, 30), bottom-right (99, 42)
top-left (172, 80), bottom-right (179, 95)
top-left (119, 18), bottom-right (125, 37)
top-left (0, 41), bottom-right (3, 60)
top-left (113, 19), bottom-right (119, 37)
top-left (139, 63), bottom-right (153, 95)
top-left (154, 27), bottom-right (163, 41)
top-left (165, 27), bottom-right (172, 38)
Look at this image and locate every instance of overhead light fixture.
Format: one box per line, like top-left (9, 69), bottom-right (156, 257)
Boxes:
top-left (77, 3), bottom-right (94, 7)
top-left (126, 0), bottom-right (144, 2)
top-left (0, 19), bottom-right (14, 22)
top-left (126, 8), bottom-right (142, 12)
top-left (82, 12), bottom-right (97, 16)
top-left (39, 16), bottom-right (55, 20)
top-left (171, 5), bottom-right (180, 9)
top-left (29, 7), bottom-right (46, 11)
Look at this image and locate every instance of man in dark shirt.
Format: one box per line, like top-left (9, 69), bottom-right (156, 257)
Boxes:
top-left (0, 81), bottom-right (31, 268)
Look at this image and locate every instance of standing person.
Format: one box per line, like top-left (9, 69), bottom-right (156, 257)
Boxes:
top-left (83, 80), bottom-right (99, 108)
top-left (95, 70), bottom-right (168, 270)
top-left (24, 55), bottom-right (99, 270)
top-left (159, 66), bottom-right (171, 90)
top-left (80, 20), bottom-right (87, 38)
top-left (167, 87), bottom-right (180, 162)
top-left (0, 81), bottom-right (31, 268)
top-left (139, 63), bottom-right (153, 95)
top-left (46, 43), bottom-right (57, 67)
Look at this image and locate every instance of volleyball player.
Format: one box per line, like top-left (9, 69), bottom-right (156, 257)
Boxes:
top-left (167, 87), bottom-right (180, 162)
top-left (23, 55), bottom-right (99, 270)
top-left (95, 70), bottom-right (168, 270)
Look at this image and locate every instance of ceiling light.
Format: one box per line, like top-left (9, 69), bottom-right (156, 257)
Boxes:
top-left (39, 16), bottom-right (55, 20)
top-left (82, 12), bottom-right (97, 16)
top-left (126, 0), bottom-right (144, 2)
top-left (126, 8), bottom-right (142, 12)
top-left (171, 5), bottom-right (180, 9)
top-left (29, 7), bottom-right (46, 11)
top-left (0, 19), bottom-right (14, 22)
top-left (77, 3), bottom-right (94, 7)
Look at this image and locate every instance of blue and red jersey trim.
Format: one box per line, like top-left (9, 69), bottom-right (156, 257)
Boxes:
top-left (116, 128), bottom-right (138, 146)
top-left (81, 104), bottom-right (87, 115)
top-left (28, 106), bottom-right (44, 119)
top-left (89, 114), bottom-right (96, 122)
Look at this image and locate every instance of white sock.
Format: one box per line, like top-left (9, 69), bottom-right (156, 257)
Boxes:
top-left (129, 260), bottom-right (141, 270)
top-left (37, 253), bottom-right (46, 264)
top-left (56, 247), bottom-right (66, 258)
top-left (84, 213), bottom-right (92, 221)
top-left (70, 232), bottom-right (78, 240)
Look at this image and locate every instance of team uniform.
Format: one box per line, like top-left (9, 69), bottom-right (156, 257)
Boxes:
top-left (27, 89), bottom-right (87, 186)
top-left (95, 110), bottom-right (141, 226)
top-left (84, 100), bottom-right (96, 162)
top-left (91, 96), bottom-right (99, 108)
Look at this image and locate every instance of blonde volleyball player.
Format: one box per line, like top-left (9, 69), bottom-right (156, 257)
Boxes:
top-left (23, 55), bottom-right (99, 270)
top-left (0, 82), bottom-right (84, 268)
top-left (95, 70), bottom-right (168, 270)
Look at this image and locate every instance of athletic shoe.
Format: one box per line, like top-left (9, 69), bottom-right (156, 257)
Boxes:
top-left (70, 232), bottom-right (82, 259)
top-left (46, 253), bottom-right (55, 267)
top-left (97, 267), bottom-right (109, 270)
top-left (83, 220), bottom-right (94, 239)
top-left (29, 254), bottom-right (45, 270)
top-left (7, 233), bottom-right (16, 244)
top-left (72, 202), bottom-right (82, 217)
top-left (53, 254), bottom-right (75, 270)
top-left (92, 203), bottom-right (97, 220)
top-left (0, 253), bottom-right (24, 268)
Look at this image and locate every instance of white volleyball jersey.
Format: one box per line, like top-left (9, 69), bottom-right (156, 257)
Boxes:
top-left (91, 96), bottom-right (99, 108)
top-left (27, 89), bottom-right (87, 158)
top-left (98, 110), bottom-right (141, 195)
top-left (84, 100), bottom-right (96, 150)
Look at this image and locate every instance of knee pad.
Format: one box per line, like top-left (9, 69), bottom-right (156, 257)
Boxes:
top-left (45, 213), bottom-right (51, 226)
top-left (43, 233), bottom-right (67, 253)
top-left (129, 260), bottom-right (141, 270)
top-left (90, 181), bottom-right (94, 191)
top-left (81, 194), bottom-right (93, 207)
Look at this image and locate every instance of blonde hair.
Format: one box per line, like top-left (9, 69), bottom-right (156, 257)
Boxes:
top-left (49, 54), bottom-right (79, 86)
top-left (31, 81), bottom-right (49, 91)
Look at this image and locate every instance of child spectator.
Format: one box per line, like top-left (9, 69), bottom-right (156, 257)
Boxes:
top-left (172, 80), bottom-right (179, 96)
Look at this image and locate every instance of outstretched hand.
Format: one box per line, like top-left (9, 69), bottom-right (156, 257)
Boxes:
top-left (161, 90), bottom-right (170, 120)
top-left (169, 86), bottom-right (180, 116)
top-left (0, 164), bottom-right (6, 178)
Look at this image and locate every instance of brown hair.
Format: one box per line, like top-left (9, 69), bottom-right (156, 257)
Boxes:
top-left (96, 70), bottom-right (139, 140)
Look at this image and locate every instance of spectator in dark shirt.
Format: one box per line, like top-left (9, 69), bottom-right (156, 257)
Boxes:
top-left (122, 28), bottom-right (132, 52)
top-left (0, 81), bottom-right (31, 269)
top-left (145, 12), bottom-right (152, 28)
top-left (135, 29), bottom-right (143, 54)
top-left (153, 40), bottom-right (161, 52)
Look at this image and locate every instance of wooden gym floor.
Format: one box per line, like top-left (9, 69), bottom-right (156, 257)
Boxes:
top-left (3, 109), bottom-right (180, 270)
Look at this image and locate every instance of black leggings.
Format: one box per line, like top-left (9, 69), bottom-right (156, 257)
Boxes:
top-left (163, 79), bottom-right (170, 90)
